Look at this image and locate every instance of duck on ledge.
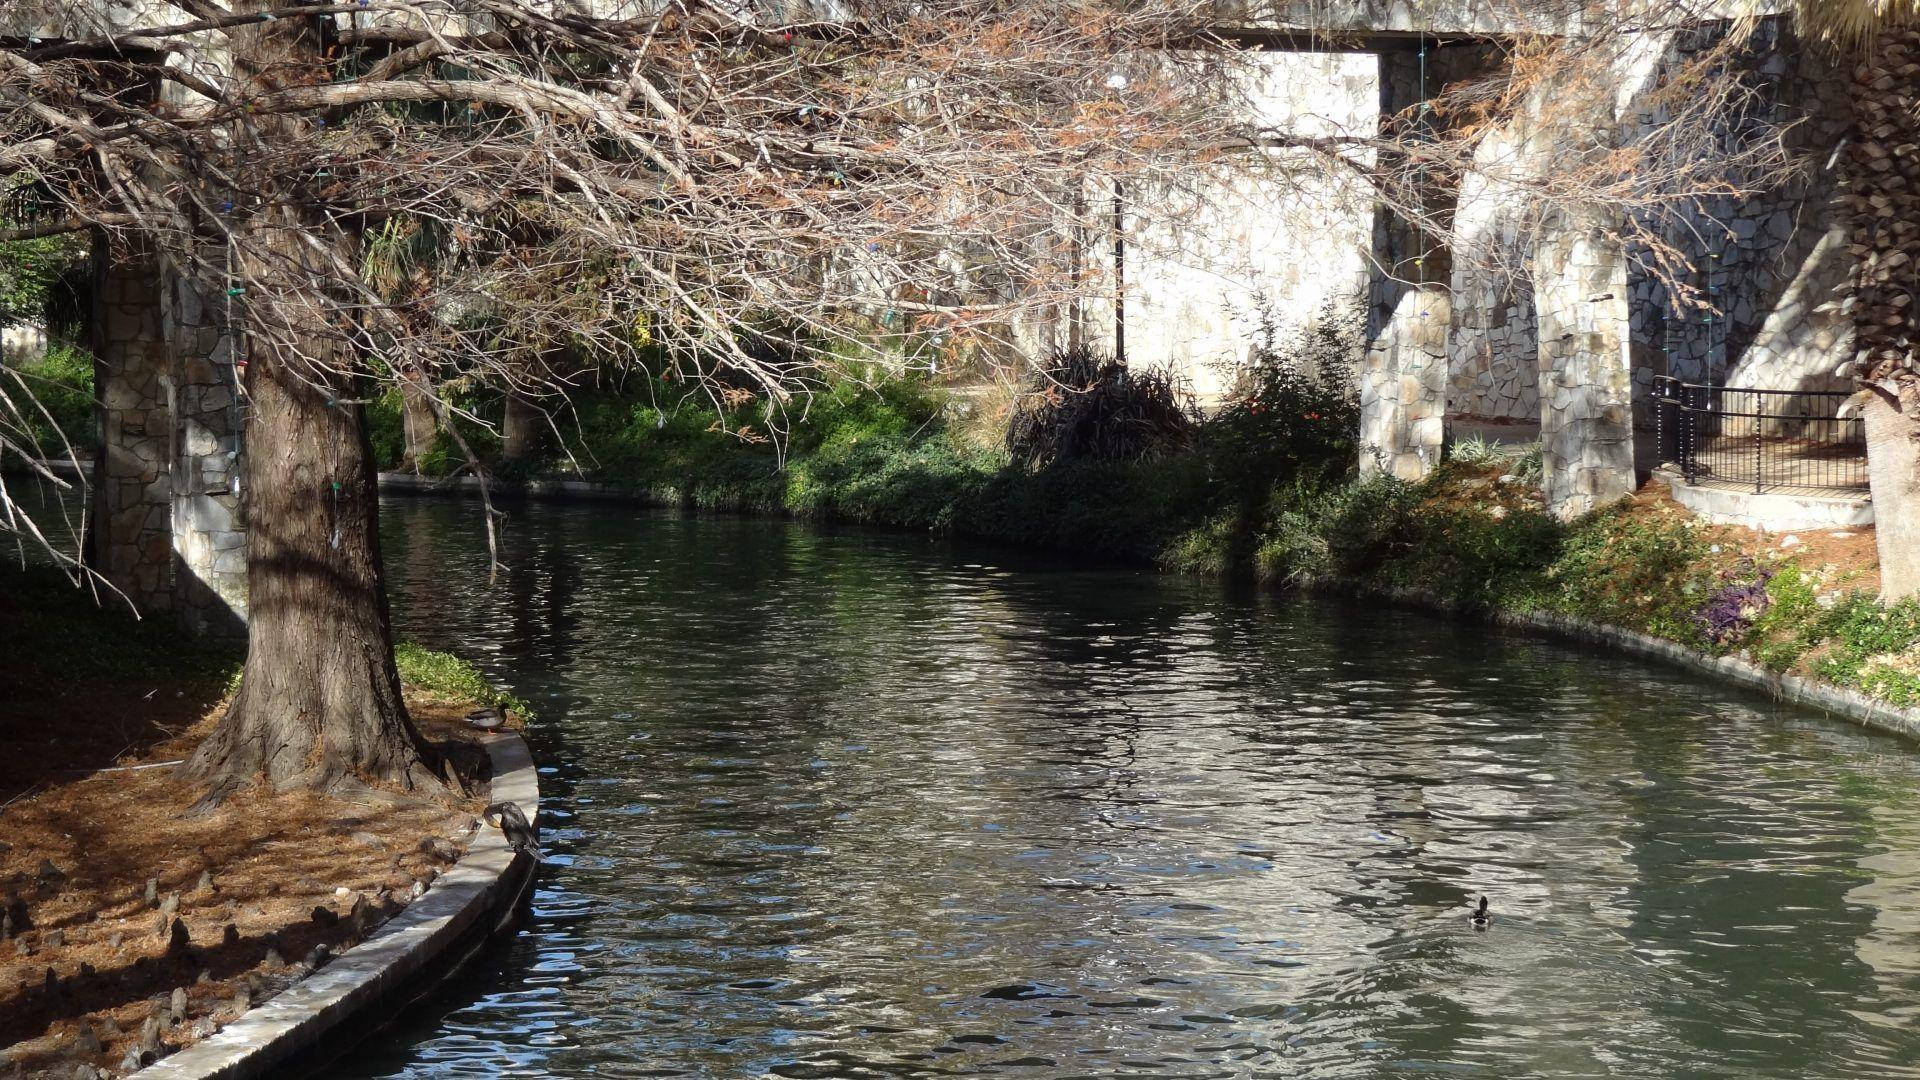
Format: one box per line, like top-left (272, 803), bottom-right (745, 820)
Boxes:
top-left (465, 705), bottom-right (509, 730)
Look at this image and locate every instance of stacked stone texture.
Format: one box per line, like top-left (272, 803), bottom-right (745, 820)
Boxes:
top-left (91, 255), bottom-right (175, 614)
top-left (163, 267), bottom-right (247, 635)
top-left (88, 250), bottom-right (247, 634)
top-left (1536, 215), bottom-right (1635, 518)
top-left (1445, 23), bottom-right (1857, 433)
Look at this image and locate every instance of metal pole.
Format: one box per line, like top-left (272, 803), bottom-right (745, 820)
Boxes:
top-left (1112, 179), bottom-right (1125, 367)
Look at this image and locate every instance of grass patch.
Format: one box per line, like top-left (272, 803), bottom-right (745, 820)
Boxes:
top-left (393, 640), bottom-right (532, 718)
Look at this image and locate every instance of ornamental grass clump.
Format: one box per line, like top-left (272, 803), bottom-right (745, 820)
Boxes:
top-left (1004, 345), bottom-right (1198, 471)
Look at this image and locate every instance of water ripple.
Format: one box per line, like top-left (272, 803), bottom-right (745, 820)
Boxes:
top-left (326, 503), bottom-right (1920, 1079)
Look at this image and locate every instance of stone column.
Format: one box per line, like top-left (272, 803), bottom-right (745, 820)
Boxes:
top-left (88, 247), bottom-right (175, 614)
top-left (1360, 45), bottom-right (1501, 478)
top-left (164, 265), bottom-right (248, 635)
top-left (1536, 213), bottom-right (1635, 519)
top-left (1361, 285), bottom-right (1451, 479)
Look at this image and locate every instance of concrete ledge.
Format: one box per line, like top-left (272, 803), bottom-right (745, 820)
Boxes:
top-left (1654, 468), bottom-right (1873, 531)
top-left (133, 733), bottom-right (540, 1079)
top-left (1345, 582), bottom-right (1920, 743)
top-left (379, 470), bottom-right (648, 503)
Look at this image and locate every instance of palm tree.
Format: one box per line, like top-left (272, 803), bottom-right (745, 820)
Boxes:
top-left (1769, 1), bottom-right (1920, 47)
top-left (1742, 1), bottom-right (1920, 599)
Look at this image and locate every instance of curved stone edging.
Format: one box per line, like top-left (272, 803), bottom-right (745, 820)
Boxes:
top-left (379, 470), bottom-right (647, 503)
top-left (1346, 582), bottom-right (1920, 742)
top-left (133, 733), bottom-right (540, 1080)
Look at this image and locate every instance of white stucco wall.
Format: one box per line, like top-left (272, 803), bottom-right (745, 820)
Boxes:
top-left (1083, 51), bottom-right (1377, 400)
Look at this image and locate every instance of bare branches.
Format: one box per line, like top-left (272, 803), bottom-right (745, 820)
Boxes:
top-left (0, 0), bottom-right (1827, 574)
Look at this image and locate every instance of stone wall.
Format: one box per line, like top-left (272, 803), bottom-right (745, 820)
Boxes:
top-left (1445, 22), bottom-right (1856, 429)
top-left (1446, 120), bottom-right (1540, 422)
top-left (86, 242), bottom-right (248, 634)
top-left (1537, 213), bottom-right (1635, 519)
top-left (1360, 42), bottom-right (1501, 476)
top-left (163, 267), bottom-right (247, 635)
top-left (89, 250), bottom-right (174, 615)
top-left (1057, 51), bottom-right (1376, 400)
top-left (1, 324), bottom-right (48, 363)
top-left (1623, 25), bottom-right (1856, 427)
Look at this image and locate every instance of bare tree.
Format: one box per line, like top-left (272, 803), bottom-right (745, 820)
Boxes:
top-left (1, 0), bottom-right (1252, 804)
top-left (0, 0), bottom-right (1831, 804)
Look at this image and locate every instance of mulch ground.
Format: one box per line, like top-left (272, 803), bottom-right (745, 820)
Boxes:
top-left (1628, 480), bottom-right (1883, 595)
top-left (0, 690), bottom-right (492, 1078)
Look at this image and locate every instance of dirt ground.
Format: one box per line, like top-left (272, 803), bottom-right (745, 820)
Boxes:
top-left (0, 694), bottom-right (492, 1078)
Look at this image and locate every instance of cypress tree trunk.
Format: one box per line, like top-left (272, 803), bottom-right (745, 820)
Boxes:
top-left (180, 6), bottom-right (448, 806)
top-left (400, 371), bottom-right (439, 471)
top-left (182, 339), bottom-right (446, 803)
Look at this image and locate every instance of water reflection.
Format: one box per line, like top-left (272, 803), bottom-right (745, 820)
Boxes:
top-left (330, 498), bottom-right (1920, 1078)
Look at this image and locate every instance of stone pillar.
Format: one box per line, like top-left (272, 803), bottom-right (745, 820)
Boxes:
top-left (1536, 213), bottom-right (1635, 520)
top-left (1360, 44), bottom-right (1500, 478)
top-left (163, 266), bottom-right (247, 635)
top-left (1361, 285), bottom-right (1450, 479)
top-left (88, 247), bottom-right (175, 614)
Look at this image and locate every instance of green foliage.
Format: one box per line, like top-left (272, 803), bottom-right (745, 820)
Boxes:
top-left (5, 343), bottom-right (97, 455)
top-left (0, 566), bottom-right (242, 685)
top-left (1201, 311), bottom-right (1362, 501)
top-left (1540, 501), bottom-right (1721, 644)
top-left (0, 235), bottom-right (87, 330)
top-left (393, 640), bottom-right (533, 718)
top-left (366, 387), bottom-right (407, 470)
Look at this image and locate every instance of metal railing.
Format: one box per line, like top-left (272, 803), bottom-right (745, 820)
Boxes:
top-left (1653, 376), bottom-right (1867, 496)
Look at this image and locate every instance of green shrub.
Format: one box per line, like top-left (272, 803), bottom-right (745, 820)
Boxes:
top-left (1543, 503), bottom-right (1719, 644)
top-left (1201, 310), bottom-right (1361, 502)
top-left (366, 387), bottom-right (406, 470)
top-left (5, 343), bottom-right (97, 455)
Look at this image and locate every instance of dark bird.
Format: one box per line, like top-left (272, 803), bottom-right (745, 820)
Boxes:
top-left (464, 705), bottom-right (509, 730)
top-left (1470, 895), bottom-right (1491, 931)
top-left (484, 801), bottom-right (539, 858)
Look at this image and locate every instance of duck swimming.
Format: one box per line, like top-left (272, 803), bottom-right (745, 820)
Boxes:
top-left (464, 705), bottom-right (509, 730)
top-left (1470, 895), bottom-right (1491, 931)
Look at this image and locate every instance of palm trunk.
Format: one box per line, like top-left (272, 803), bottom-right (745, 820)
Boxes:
top-left (400, 373), bottom-right (439, 471)
top-left (1864, 384), bottom-right (1920, 603)
top-left (501, 390), bottom-right (541, 463)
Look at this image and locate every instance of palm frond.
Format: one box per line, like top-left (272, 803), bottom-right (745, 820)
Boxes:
top-left (1738, 1), bottom-right (1920, 49)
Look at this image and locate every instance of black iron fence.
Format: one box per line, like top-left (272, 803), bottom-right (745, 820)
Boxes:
top-left (1653, 376), bottom-right (1867, 495)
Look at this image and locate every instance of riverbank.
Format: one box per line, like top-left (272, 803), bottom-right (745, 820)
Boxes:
top-left (0, 567), bottom-right (524, 1076)
top-left (378, 375), bottom-right (1919, 717)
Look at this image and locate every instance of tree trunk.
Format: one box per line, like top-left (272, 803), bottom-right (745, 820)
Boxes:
top-left (182, 347), bottom-right (446, 803)
top-left (400, 371), bottom-right (439, 471)
top-left (501, 390), bottom-right (541, 463)
top-left (1864, 384), bottom-right (1920, 603)
top-left (181, 6), bottom-right (447, 805)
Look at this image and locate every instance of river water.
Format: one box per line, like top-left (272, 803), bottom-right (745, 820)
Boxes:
top-left (330, 497), bottom-right (1920, 1079)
